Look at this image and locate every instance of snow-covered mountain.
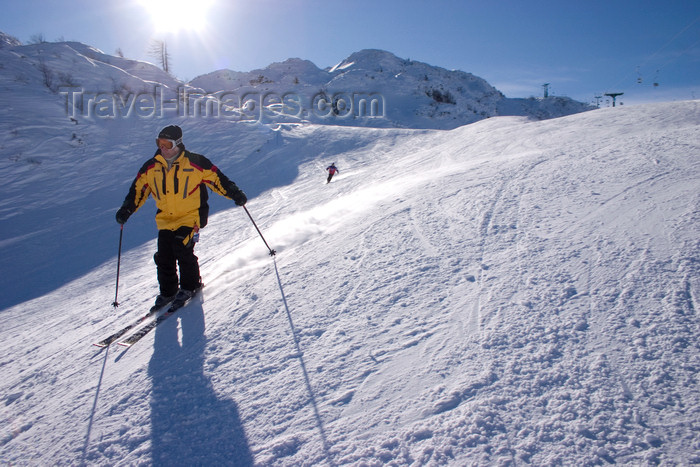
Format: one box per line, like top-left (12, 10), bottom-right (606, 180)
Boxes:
top-left (190, 48), bottom-right (594, 128)
top-left (1, 30), bottom-right (698, 466)
top-left (0, 34), bottom-right (592, 131)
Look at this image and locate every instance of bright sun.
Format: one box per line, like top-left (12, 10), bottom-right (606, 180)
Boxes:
top-left (138, 0), bottom-right (216, 33)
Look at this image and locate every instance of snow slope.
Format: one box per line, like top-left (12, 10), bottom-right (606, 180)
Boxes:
top-left (0, 38), bottom-right (590, 311)
top-left (1, 99), bottom-right (698, 465)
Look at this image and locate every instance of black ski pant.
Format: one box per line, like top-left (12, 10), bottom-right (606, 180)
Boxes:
top-left (154, 226), bottom-right (200, 296)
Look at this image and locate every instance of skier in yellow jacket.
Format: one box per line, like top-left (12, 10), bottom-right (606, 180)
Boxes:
top-left (116, 125), bottom-right (247, 309)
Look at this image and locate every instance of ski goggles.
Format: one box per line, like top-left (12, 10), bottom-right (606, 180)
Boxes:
top-left (156, 138), bottom-right (180, 149)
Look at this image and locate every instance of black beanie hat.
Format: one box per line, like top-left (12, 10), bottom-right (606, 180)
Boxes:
top-left (158, 125), bottom-right (183, 145)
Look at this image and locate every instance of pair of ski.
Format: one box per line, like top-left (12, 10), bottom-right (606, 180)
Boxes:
top-left (94, 293), bottom-right (196, 348)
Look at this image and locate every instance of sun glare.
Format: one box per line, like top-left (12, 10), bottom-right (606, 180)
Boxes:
top-left (138, 0), bottom-right (215, 33)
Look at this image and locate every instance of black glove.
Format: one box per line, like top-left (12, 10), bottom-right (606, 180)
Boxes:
top-left (232, 190), bottom-right (247, 206)
top-left (116, 206), bottom-right (132, 224)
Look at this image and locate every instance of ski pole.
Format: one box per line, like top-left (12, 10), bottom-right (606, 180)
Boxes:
top-left (112, 224), bottom-right (124, 307)
top-left (243, 206), bottom-right (276, 256)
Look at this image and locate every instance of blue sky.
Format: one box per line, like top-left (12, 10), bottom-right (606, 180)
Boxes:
top-left (1, 0), bottom-right (698, 105)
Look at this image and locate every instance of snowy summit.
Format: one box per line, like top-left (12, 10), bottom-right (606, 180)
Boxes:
top-left (190, 48), bottom-right (594, 129)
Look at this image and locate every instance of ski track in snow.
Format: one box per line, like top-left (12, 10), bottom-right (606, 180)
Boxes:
top-left (1, 101), bottom-right (699, 466)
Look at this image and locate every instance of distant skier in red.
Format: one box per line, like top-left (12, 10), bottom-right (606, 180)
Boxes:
top-left (326, 163), bottom-right (339, 183)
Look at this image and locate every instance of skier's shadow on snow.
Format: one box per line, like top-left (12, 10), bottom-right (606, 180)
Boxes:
top-left (147, 299), bottom-right (254, 466)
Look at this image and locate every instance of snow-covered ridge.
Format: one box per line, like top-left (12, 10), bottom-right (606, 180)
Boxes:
top-left (0, 31), bottom-right (22, 48)
top-left (190, 48), bottom-right (594, 128)
top-left (0, 34), bottom-right (592, 129)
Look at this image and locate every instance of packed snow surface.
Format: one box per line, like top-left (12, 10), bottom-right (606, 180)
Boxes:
top-left (0, 26), bottom-right (698, 467)
top-left (1, 98), bottom-right (698, 465)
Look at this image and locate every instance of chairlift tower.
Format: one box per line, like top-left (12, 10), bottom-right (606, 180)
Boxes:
top-left (605, 92), bottom-right (623, 107)
top-left (542, 83), bottom-right (550, 98)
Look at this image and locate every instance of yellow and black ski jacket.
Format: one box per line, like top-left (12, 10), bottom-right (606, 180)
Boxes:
top-left (121, 150), bottom-right (243, 233)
